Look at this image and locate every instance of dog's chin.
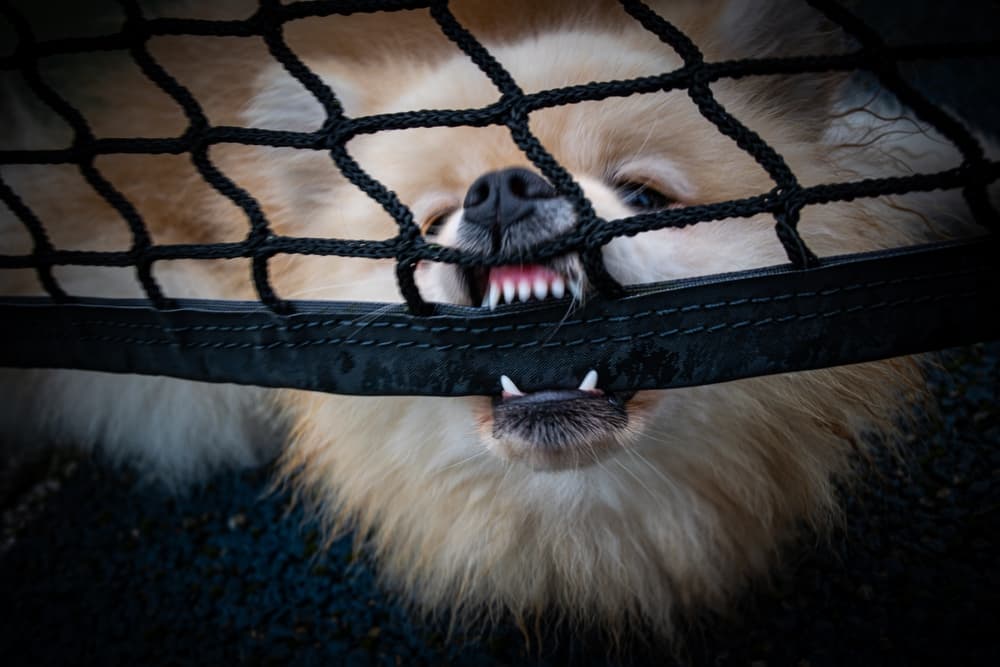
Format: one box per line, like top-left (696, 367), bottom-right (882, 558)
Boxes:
top-left (489, 438), bottom-right (618, 472)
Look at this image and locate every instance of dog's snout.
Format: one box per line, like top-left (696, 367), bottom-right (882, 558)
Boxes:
top-left (462, 167), bottom-right (556, 229)
top-left (457, 167), bottom-right (569, 255)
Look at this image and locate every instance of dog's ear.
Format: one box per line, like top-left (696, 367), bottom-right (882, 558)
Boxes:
top-left (239, 64), bottom-right (369, 229)
top-left (664, 0), bottom-right (848, 135)
top-left (244, 66), bottom-right (327, 132)
top-left (244, 63), bottom-right (375, 132)
top-left (704, 0), bottom-right (845, 62)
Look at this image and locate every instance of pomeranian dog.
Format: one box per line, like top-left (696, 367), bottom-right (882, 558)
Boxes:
top-left (0, 0), bottom-right (986, 636)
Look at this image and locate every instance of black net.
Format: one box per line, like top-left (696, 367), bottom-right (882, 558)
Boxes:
top-left (0, 0), bottom-right (998, 396)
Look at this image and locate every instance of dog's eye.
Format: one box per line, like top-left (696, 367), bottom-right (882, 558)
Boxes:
top-left (614, 180), bottom-right (675, 211)
top-left (421, 208), bottom-right (455, 236)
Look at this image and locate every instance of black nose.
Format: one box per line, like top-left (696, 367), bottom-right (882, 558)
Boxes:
top-left (462, 167), bottom-right (557, 230)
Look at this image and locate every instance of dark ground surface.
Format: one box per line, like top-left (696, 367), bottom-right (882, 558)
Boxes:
top-left (2, 1), bottom-right (1000, 666)
top-left (0, 342), bottom-right (998, 666)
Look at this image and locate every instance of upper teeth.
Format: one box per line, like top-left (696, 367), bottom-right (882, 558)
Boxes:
top-left (482, 266), bottom-right (578, 309)
top-left (550, 276), bottom-right (566, 299)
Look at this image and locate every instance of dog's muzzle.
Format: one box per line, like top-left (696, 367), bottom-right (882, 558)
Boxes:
top-left (459, 166), bottom-right (561, 253)
top-left (450, 167), bottom-right (637, 469)
top-left (453, 167), bottom-right (582, 308)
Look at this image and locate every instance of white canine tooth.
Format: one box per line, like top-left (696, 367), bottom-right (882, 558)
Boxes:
top-left (487, 282), bottom-right (501, 310)
top-left (569, 279), bottom-right (583, 300)
top-left (500, 375), bottom-right (524, 396)
top-left (532, 276), bottom-right (548, 300)
top-left (550, 276), bottom-right (566, 299)
top-left (518, 278), bottom-right (532, 302)
top-left (502, 279), bottom-right (516, 304)
top-left (578, 369), bottom-right (598, 392)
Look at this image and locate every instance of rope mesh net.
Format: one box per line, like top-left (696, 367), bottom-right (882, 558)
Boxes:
top-left (0, 0), bottom-right (998, 395)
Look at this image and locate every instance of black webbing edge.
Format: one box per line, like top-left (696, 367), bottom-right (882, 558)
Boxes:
top-left (2, 239), bottom-right (997, 397)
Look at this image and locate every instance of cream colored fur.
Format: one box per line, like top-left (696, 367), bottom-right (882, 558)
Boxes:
top-left (0, 0), bottom-right (987, 635)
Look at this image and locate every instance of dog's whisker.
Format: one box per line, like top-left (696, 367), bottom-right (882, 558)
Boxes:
top-left (542, 288), bottom-right (581, 344)
top-left (484, 458), bottom-right (516, 524)
top-left (282, 278), bottom-right (377, 299)
top-left (343, 303), bottom-right (398, 342)
top-left (612, 456), bottom-right (660, 502)
top-left (434, 447), bottom-right (492, 473)
top-left (625, 446), bottom-right (676, 490)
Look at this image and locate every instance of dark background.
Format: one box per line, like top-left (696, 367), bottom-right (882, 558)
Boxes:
top-left (1, 1), bottom-right (999, 665)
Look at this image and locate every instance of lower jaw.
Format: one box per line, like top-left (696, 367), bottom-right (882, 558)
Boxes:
top-left (485, 389), bottom-right (637, 471)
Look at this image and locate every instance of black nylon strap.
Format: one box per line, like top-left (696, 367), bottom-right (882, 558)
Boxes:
top-left (2, 0), bottom-right (999, 395)
top-left (3, 239), bottom-right (996, 396)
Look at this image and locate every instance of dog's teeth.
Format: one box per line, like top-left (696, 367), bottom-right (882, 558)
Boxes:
top-left (578, 369), bottom-right (598, 392)
top-left (533, 276), bottom-right (548, 300)
top-left (569, 279), bottom-right (583, 301)
top-left (518, 278), bottom-right (532, 303)
top-left (500, 375), bottom-right (524, 396)
top-left (487, 282), bottom-right (501, 310)
top-left (550, 276), bottom-right (566, 299)
top-left (502, 279), bottom-right (516, 304)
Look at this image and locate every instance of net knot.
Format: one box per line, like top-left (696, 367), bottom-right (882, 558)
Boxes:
top-left (778, 187), bottom-right (808, 219)
top-left (119, 16), bottom-right (151, 44)
top-left (320, 120), bottom-right (351, 151)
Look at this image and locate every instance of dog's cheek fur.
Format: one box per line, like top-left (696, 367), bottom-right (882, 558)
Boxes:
top-left (274, 356), bottom-right (922, 633)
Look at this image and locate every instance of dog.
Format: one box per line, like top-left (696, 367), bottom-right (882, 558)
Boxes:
top-left (0, 0), bottom-right (986, 637)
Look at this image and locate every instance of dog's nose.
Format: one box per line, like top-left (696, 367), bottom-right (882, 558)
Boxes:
top-left (462, 167), bottom-right (557, 230)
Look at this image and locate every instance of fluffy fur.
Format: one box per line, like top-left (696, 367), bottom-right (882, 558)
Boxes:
top-left (0, 0), bottom-right (988, 636)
